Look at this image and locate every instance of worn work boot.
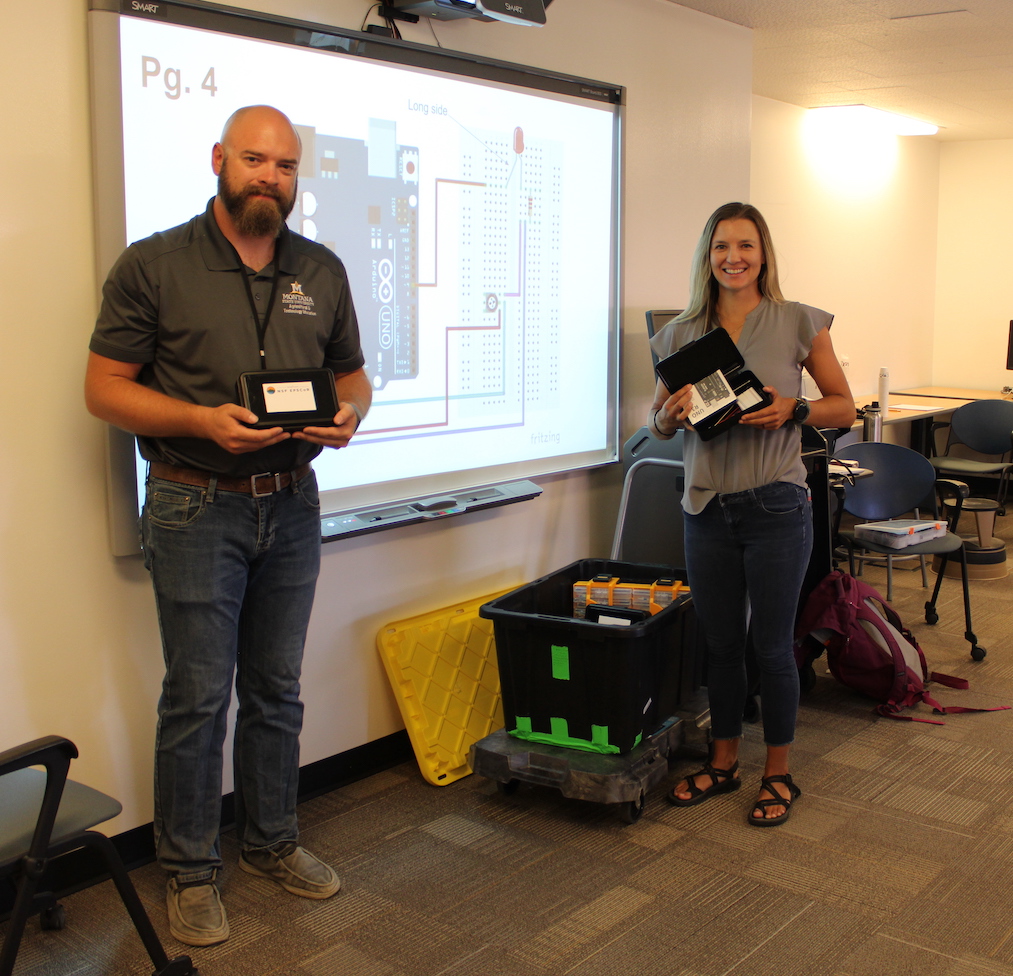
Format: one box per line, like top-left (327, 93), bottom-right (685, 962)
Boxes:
top-left (166, 871), bottom-right (229, 946)
top-left (239, 842), bottom-right (340, 899)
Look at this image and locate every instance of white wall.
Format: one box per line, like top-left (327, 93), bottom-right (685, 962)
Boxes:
top-left (0, 0), bottom-right (751, 833)
top-left (935, 140), bottom-right (1013, 391)
top-left (751, 95), bottom-right (941, 402)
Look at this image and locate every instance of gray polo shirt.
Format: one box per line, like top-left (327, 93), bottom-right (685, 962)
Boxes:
top-left (90, 199), bottom-right (364, 477)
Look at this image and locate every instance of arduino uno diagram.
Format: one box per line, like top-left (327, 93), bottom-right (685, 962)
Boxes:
top-left (290, 119), bottom-right (562, 441)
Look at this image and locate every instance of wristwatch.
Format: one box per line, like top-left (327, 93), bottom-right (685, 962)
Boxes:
top-left (792, 397), bottom-right (811, 424)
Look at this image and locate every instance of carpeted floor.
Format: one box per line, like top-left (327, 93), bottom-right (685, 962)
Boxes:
top-left (5, 511), bottom-right (1013, 976)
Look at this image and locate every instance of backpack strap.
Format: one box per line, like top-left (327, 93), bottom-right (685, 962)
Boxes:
top-left (875, 703), bottom-right (945, 725)
top-left (929, 671), bottom-right (968, 690)
top-left (923, 672), bottom-right (1010, 717)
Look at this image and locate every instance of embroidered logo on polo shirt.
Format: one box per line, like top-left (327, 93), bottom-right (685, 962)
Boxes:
top-left (281, 281), bottom-right (317, 316)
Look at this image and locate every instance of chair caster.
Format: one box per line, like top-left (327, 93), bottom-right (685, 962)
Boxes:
top-left (971, 645), bottom-right (987, 661)
top-left (924, 603), bottom-right (939, 625)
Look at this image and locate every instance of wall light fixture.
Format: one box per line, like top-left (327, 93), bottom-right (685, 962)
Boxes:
top-left (807, 105), bottom-right (939, 136)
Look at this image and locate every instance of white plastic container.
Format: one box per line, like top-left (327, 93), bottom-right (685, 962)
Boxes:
top-left (854, 519), bottom-right (946, 549)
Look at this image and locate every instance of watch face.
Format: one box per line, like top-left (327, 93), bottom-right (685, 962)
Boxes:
top-left (794, 398), bottom-right (810, 422)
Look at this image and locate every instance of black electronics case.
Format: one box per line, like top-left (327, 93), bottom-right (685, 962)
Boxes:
top-left (655, 328), bottom-right (772, 441)
top-left (236, 367), bottom-right (338, 432)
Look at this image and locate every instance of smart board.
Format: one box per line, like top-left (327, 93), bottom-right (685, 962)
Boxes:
top-left (88, 0), bottom-right (623, 552)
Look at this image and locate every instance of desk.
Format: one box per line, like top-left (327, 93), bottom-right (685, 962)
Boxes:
top-left (893, 385), bottom-right (1010, 402)
top-left (853, 396), bottom-right (973, 455)
top-left (889, 387), bottom-right (1011, 454)
top-left (854, 396), bottom-right (972, 424)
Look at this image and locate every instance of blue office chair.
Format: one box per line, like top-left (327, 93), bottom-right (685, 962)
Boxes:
top-left (0, 736), bottom-right (196, 976)
top-left (837, 441), bottom-right (984, 661)
top-left (930, 399), bottom-right (1013, 514)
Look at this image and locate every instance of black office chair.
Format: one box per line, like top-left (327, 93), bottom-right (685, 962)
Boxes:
top-left (930, 399), bottom-right (1013, 514)
top-left (836, 441), bottom-right (985, 661)
top-left (0, 736), bottom-right (196, 976)
top-left (644, 310), bottom-right (683, 367)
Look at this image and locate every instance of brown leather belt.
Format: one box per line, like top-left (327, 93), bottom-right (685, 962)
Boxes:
top-left (150, 462), bottom-right (312, 497)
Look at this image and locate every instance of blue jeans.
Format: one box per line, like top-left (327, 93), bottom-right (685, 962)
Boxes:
top-left (684, 481), bottom-right (812, 746)
top-left (142, 469), bottom-right (321, 882)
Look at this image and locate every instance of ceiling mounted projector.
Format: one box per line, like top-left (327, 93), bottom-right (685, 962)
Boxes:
top-left (389, 0), bottom-right (548, 27)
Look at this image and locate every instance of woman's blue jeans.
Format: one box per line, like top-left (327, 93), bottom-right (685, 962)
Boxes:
top-left (142, 470), bottom-right (321, 882)
top-left (684, 481), bottom-right (812, 746)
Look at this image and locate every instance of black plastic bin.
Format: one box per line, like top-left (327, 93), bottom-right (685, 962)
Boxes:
top-left (479, 559), bottom-right (703, 755)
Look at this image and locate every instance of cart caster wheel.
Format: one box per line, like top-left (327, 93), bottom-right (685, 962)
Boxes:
top-left (40, 905), bottom-right (66, 931)
top-left (925, 610), bottom-right (939, 625)
top-left (620, 794), bottom-right (645, 824)
top-left (800, 665), bottom-right (817, 694)
top-left (972, 645), bottom-right (987, 661)
top-left (497, 779), bottom-right (519, 796)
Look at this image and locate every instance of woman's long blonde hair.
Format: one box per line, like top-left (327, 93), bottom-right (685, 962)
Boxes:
top-left (675, 202), bottom-right (784, 328)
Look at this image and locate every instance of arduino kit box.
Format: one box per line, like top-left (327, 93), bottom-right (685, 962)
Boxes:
top-left (479, 559), bottom-right (703, 755)
top-left (655, 327), bottom-right (771, 440)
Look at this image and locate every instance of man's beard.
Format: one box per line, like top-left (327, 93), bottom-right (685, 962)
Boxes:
top-left (218, 162), bottom-right (296, 238)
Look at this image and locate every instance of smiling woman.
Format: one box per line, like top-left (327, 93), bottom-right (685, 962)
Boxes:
top-left (648, 201), bottom-right (855, 827)
top-left (707, 218), bottom-right (765, 327)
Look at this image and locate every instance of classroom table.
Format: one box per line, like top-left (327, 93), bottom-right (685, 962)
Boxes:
top-left (888, 386), bottom-right (1012, 453)
top-left (852, 395), bottom-right (973, 454)
top-left (893, 386), bottom-right (1010, 401)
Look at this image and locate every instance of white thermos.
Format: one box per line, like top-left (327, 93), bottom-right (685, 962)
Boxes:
top-left (878, 367), bottom-right (890, 418)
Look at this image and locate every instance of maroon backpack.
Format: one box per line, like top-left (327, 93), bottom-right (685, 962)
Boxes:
top-left (795, 571), bottom-right (1007, 724)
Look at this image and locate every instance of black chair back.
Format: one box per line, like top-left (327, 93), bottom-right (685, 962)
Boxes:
top-left (611, 458), bottom-right (686, 569)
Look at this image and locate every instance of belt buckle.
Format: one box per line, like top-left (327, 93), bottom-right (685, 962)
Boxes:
top-left (250, 472), bottom-right (282, 497)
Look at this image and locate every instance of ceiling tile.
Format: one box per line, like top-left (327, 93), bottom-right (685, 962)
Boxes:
top-left (667, 0), bottom-right (1013, 139)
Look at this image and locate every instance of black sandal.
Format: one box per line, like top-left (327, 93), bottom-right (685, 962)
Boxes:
top-left (748, 773), bottom-right (801, 827)
top-left (667, 761), bottom-right (740, 807)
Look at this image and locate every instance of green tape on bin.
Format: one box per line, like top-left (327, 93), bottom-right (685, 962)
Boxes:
top-left (507, 717), bottom-right (621, 755)
top-left (551, 644), bottom-right (570, 680)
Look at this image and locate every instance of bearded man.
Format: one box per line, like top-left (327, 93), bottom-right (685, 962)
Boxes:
top-left (85, 105), bottom-right (370, 947)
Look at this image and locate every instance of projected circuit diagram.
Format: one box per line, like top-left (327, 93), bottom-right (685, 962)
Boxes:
top-left (290, 118), bottom-right (562, 441)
